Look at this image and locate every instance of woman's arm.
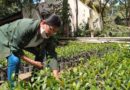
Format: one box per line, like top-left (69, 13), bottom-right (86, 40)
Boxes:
top-left (20, 55), bottom-right (43, 68)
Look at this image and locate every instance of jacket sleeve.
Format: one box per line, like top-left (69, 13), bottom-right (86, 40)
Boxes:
top-left (9, 19), bottom-right (40, 57)
top-left (10, 39), bottom-right (24, 57)
top-left (45, 37), bottom-right (59, 70)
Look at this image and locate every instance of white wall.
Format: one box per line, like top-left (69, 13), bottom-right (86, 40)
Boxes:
top-left (68, 0), bottom-right (103, 36)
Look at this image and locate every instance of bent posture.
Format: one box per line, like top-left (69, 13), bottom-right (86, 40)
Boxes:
top-left (0, 14), bottom-right (61, 86)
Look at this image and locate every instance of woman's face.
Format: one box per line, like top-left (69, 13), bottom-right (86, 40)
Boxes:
top-left (44, 24), bottom-right (58, 37)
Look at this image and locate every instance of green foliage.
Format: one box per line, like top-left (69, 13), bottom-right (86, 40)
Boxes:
top-left (56, 42), bottom-right (130, 89)
top-left (1, 41), bottom-right (130, 89)
top-left (56, 41), bottom-right (117, 58)
top-left (61, 0), bottom-right (70, 24)
top-left (0, 58), bottom-right (7, 67)
top-left (58, 0), bottom-right (71, 36)
top-left (75, 23), bottom-right (89, 37)
top-left (99, 23), bottom-right (130, 37)
top-left (0, 0), bottom-right (21, 19)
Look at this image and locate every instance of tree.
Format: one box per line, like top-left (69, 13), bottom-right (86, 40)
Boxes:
top-left (61, 0), bottom-right (70, 36)
top-left (0, 0), bottom-right (21, 19)
top-left (75, 0), bottom-right (78, 36)
top-left (118, 0), bottom-right (130, 26)
top-left (128, 0), bottom-right (130, 26)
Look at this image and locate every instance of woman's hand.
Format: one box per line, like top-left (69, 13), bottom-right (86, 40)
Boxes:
top-left (52, 69), bottom-right (60, 80)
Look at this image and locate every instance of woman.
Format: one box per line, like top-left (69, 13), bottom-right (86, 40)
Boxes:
top-left (0, 14), bottom-right (61, 87)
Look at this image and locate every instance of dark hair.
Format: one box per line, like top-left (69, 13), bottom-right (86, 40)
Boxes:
top-left (45, 14), bottom-right (61, 27)
top-left (40, 10), bottom-right (51, 19)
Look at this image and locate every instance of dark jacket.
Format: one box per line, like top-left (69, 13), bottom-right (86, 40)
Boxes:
top-left (0, 18), bottom-right (42, 58)
top-left (0, 18), bottom-right (59, 70)
top-left (24, 37), bottom-right (59, 70)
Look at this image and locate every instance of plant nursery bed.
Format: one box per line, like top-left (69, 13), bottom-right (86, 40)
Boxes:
top-left (19, 72), bottom-right (31, 81)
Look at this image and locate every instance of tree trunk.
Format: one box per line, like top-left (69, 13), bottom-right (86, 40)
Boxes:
top-left (75, 0), bottom-right (78, 36)
top-left (128, 0), bottom-right (130, 26)
top-left (88, 10), bottom-right (94, 38)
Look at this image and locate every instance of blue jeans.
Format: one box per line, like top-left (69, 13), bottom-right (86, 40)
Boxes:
top-left (7, 54), bottom-right (21, 87)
